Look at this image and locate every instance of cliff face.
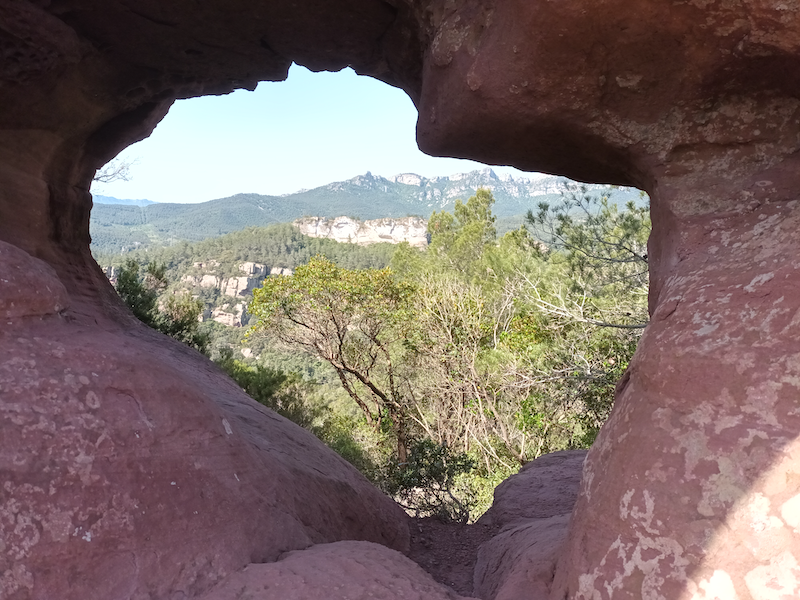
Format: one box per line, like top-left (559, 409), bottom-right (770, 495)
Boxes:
top-left (180, 262), bottom-right (287, 326)
top-left (3, 0), bottom-right (800, 598)
top-left (294, 216), bottom-right (428, 249)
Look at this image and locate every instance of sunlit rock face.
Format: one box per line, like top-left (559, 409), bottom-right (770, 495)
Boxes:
top-left (0, 248), bottom-right (410, 599)
top-left (294, 215), bottom-right (429, 248)
top-left (2, 0), bottom-right (800, 598)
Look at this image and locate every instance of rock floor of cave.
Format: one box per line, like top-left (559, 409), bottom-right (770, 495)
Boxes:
top-left (407, 517), bottom-right (501, 597)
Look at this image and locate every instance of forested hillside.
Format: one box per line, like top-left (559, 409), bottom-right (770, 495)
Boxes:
top-left (99, 222), bottom-right (397, 273)
top-left (105, 184), bottom-right (651, 521)
top-left (98, 223), bottom-right (399, 328)
top-left (90, 168), bottom-right (642, 253)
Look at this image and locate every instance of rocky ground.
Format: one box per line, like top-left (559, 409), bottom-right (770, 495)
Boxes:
top-left (406, 450), bottom-right (588, 599)
top-left (409, 518), bottom-right (500, 597)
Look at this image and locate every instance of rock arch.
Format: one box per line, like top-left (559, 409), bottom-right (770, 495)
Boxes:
top-left (2, 1), bottom-right (800, 598)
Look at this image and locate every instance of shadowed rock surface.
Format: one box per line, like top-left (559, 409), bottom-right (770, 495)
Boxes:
top-left (0, 243), bottom-right (410, 598)
top-left (197, 540), bottom-right (477, 600)
top-left (473, 451), bottom-right (587, 600)
top-left (3, 0), bottom-right (800, 598)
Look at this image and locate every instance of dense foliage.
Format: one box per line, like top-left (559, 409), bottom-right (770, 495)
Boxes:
top-left (250, 257), bottom-right (418, 461)
top-left (115, 259), bottom-right (209, 353)
top-left (248, 186), bottom-right (651, 519)
top-left (106, 183), bottom-right (650, 521)
top-left (96, 223), bottom-right (397, 278)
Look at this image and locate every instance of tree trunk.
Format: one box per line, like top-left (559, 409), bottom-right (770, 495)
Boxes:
top-left (393, 409), bottom-right (409, 464)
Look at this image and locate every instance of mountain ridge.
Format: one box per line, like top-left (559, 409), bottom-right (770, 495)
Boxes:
top-left (90, 168), bottom-right (642, 254)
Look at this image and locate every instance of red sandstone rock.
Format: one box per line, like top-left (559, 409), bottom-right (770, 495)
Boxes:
top-left (477, 450), bottom-right (587, 530)
top-left (0, 310), bottom-right (408, 598)
top-left (474, 515), bottom-right (570, 600)
top-left (473, 451), bottom-right (586, 600)
top-left (3, 0), bottom-right (800, 598)
top-left (552, 199), bottom-right (800, 599)
top-left (0, 241), bottom-right (69, 319)
top-left (197, 540), bottom-right (477, 600)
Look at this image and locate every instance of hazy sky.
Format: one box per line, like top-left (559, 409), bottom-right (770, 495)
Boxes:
top-left (92, 64), bottom-right (536, 204)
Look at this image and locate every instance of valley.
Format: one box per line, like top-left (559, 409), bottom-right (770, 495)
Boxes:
top-left (90, 167), bottom-right (641, 253)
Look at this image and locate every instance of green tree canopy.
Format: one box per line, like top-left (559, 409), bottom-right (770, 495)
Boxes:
top-left (249, 256), bottom-right (418, 462)
top-left (115, 259), bottom-right (209, 354)
top-left (426, 187), bottom-right (497, 276)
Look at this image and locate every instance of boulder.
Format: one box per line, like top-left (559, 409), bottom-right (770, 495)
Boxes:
top-left (473, 451), bottom-right (587, 600)
top-left (477, 450), bottom-right (587, 530)
top-left (474, 515), bottom-right (571, 600)
top-left (198, 540), bottom-right (477, 600)
top-left (0, 304), bottom-right (409, 598)
top-left (0, 241), bottom-right (69, 319)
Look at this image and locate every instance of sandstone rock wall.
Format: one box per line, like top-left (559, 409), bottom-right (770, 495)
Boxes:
top-left (3, 0), bottom-right (800, 597)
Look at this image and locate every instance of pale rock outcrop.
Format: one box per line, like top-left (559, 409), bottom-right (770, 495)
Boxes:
top-left (221, 275), bottom-right (262, 298)
top-left (239, 262), bottom-right (267, 277)
top-left (200, 274), bottom-right (220, 288)
top-left (211, 303), bottom-right (248, 327)
top-left (181, 273), bottom-right (221, 289)
top-left (392, 173), bottom-right (424, 186)
top-left (103, 265), bottom-right (118, 281)
top-left (182, 267), bottom-right (267, 298)
top-left (294, 216), bottom-right (428, 249)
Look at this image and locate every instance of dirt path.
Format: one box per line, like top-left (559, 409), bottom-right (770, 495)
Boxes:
top-left (407, 517), bottom-right (500, 598)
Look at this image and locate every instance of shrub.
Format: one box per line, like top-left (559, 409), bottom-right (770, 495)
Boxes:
top-left (383, 439), bottom-right (477, 523)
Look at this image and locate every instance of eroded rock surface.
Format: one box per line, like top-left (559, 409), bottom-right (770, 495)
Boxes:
top-left (198, 540), bottom-right (476, 600)
top-left (474, 451), bottom-right (586, 600)
top-left (3, 0), bottom-right (800, 598)
top-left (0, 296), bottom-right (408, 598)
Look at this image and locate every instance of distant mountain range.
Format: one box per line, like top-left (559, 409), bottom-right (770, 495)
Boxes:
top-left (90, 168), bottom-right (643, 254)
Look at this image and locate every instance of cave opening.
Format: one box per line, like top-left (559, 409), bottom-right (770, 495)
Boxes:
top-left (87, 63), bottom-right (651, 528)
top-left (7, 2), bottom-right (800, 597)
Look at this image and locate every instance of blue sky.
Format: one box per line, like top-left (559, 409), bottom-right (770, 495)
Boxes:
top-left (93, 64), bottom-right (535, 204)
